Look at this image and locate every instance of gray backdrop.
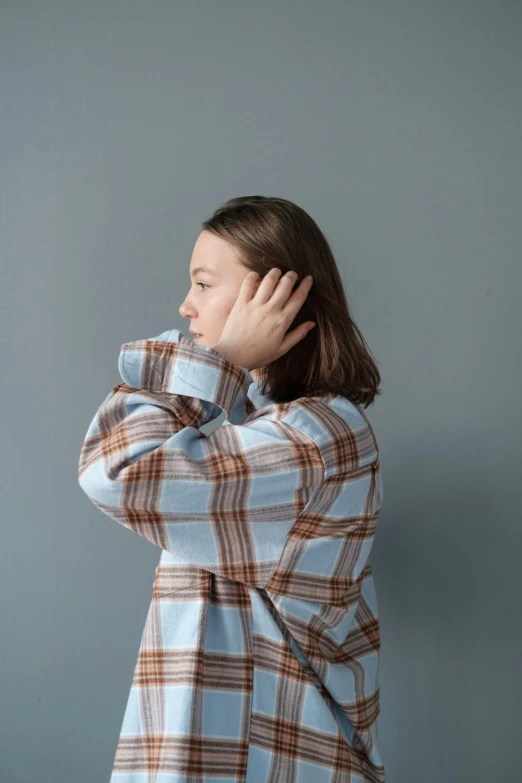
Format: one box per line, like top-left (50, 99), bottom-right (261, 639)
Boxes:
top-left (1, 2), bottom-right (521, 781)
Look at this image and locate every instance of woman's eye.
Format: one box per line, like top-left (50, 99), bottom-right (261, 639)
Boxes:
top-left (196, 282), bottom-right (210, 291)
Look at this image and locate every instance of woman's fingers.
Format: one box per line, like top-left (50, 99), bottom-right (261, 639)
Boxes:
top-left (281, 274), bottom-right (314, 318)
top-left (252, 268), bottom-right (284, 304)
top-left (239, 271), bottom-right (261, 302)
top-left (248, 267), bottom-right (313, 321)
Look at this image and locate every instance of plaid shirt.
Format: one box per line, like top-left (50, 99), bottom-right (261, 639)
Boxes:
top-left (78, 328), bottom-right (385, 782)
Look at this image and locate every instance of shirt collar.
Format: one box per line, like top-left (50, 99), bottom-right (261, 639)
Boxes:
top-left (247, 378), bottom-right (274, 410)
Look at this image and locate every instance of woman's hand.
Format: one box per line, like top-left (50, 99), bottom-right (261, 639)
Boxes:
top-left (213, 268), bottom-right (315, 372)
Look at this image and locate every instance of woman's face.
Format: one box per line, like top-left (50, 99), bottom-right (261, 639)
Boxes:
top-left (179, 230), bottom-right (260, 379)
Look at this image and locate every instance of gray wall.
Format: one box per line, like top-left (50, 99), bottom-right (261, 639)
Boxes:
top-left (1, 2), bottom-right (521, 781)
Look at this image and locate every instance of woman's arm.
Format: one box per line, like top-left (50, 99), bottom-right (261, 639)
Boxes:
top-left (78, 328), bottom-right (324, 588)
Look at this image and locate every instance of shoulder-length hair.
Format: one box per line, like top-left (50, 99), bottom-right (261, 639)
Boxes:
top-left (201, 195), bottom-right (382, 409)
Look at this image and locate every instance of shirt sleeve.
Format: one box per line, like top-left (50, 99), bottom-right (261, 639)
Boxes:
top-left (78, 328), bottom-right (325, 588)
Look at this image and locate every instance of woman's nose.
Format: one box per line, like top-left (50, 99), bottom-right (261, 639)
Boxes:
top-left (179, 300), bottom-right (193, 318)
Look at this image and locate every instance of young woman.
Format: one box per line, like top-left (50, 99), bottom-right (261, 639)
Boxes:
top-left (78, 195), bottom-right (385, 782)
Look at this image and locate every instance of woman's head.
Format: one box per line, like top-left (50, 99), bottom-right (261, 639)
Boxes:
top-left (179, 195), bottom-right (382, 408)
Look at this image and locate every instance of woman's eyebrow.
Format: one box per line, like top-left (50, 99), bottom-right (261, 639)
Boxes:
top-left (190, 266), bottom-right (221, 277)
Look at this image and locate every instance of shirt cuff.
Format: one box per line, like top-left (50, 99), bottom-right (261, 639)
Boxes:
top-left (117, 328), bottom-right (254, 425)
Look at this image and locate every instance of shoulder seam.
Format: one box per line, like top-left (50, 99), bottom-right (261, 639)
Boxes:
top-left (276, 412), bottom-right (326, 484)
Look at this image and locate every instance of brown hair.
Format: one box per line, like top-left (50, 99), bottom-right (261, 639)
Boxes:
top-left (201, 195), bottom-right (382, 409)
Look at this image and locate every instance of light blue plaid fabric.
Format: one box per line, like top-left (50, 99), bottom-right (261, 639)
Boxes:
top-left (78, 329), bottom-right (385, 782)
